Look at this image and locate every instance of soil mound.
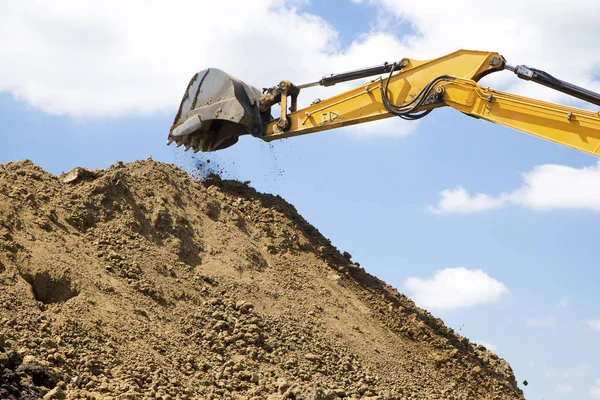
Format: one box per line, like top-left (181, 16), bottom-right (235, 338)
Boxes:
top-left (0, 159), bottom-right (524, 399)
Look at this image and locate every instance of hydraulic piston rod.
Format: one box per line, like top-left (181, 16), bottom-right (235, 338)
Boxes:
top-left (297, 62), bottom-right (404, 89)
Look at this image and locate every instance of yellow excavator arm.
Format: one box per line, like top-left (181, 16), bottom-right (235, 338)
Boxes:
top-left (167, 50), bottom-right (600, 156)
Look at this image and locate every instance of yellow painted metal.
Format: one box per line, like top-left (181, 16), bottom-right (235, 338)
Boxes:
top-left (261, 49), bottom-right (600, 157)
top-left (263, 50), bottom-right (503, 140)
top-left (442, 79), bottom-right (600, 156)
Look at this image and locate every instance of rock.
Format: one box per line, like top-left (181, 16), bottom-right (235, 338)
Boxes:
top-left (304, 353), bottom-right (320, 362)
top-left (213, 321), bottom-right (228, 331)
top-left (471, 366), bottom-right (482, 374)
top-left (239, 302), bottom-right (255, 314)
top-left (0, 352), bottom-right (8, 365)
top-left (71, 375), bottom-right (82, 387)
top-left (41, 338), bottom-right (58, 348)
top-left (22, 355), bottom-right (38, 365)
top-left (60, 167), bottom-right (97, 184)
top-left (16, 364), bottom-right (56, 388)
top-left (277, 378), bottom-right (291, 393)
top-left (5, 349), bottom-right (22, 368)
top-left (236, 300), bottom-right (247, 309)
top-left (43, 386), bottom-right (67, 399)
top-left (327, 274), bottom-right (342, 285)
top-left (303, 386), bottom-right (327, 400)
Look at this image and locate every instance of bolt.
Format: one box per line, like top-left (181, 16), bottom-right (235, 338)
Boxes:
top-left (490, 56), bottom-right (500, 66)
top-left (277, 119), bottom-right (288, 129)
top-left (567, 112), bottom-right (573, 120)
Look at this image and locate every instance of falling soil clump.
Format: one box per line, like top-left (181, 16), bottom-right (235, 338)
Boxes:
top-left (0, 159), bottom-right (524, 399)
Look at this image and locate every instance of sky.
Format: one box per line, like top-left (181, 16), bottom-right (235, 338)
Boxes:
top-left (1, 1), bottom-right (600, 398)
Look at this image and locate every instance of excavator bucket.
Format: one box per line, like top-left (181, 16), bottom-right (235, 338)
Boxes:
top-left (168, 69), bottom-right (266, 152)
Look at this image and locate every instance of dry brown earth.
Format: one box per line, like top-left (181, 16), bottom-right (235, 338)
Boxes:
top-left (0, 159), bottom-right (525, 399)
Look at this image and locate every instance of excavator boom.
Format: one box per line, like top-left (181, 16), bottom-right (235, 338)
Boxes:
top-left (168, 49), bottom-right (600, 156)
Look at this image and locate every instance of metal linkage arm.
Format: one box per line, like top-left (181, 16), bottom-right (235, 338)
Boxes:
top-left (441, 79), bottom-right (600, 156)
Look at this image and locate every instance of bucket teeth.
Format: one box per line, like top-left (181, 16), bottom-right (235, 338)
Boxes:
top-left (166, 137), bottom-right (174, 146)
top-left (168, 68), bottom-right (263, 152)
top-left (190, 135), bottom-right (200, 151)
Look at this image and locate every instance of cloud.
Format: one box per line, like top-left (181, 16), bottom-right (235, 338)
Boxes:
top-left (544, 363), bottom-right (591, 378)
top-left (590, 378), bottom-right (600, 398)
top-left (428, 162), bottom-right (600, 214)
top-left (427, 187), bottom-right (505, 214)
top-left (364, 0), bottom-right (600, 105)
top-left (403, 267), bottom-right (508, 310)
top-left (526, 316), bottom-right (556, 328)
top-left (1, 0), bottom-right (599, 127)
top-left (0, 0), bottom-right (411, 138)
top-left (0, 1), bottom-right (331, 117)
top-left (585, 319), bottom-right (600, 331)
top-left (475, 340), bottom-right (497, 352)
top-left (558, 297), bottom-right (571, 308)
top-left (554, 383), bottom-right (574, 394)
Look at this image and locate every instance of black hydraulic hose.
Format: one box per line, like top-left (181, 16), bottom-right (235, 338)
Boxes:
top-left (511, 65), bottom-right (600, 107)
top-left (380, 63), bottom-right (454, 120)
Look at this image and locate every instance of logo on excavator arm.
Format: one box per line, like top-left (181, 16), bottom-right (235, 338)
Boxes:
top-left (321, 111), bottom-right (339, 123)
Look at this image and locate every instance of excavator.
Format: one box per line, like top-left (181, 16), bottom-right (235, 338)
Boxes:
top-left (166, 50), bottom-right (600, 156)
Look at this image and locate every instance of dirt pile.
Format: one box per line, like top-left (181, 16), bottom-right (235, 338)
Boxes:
top-left (0, 159), bottom-right (524, 400)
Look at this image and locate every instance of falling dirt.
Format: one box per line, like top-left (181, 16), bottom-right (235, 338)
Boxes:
top-left (0, 159), bottom-right (524, 399)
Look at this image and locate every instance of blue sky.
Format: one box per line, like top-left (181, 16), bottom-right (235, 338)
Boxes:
top-left (2, 1), bottom-right (600, 398)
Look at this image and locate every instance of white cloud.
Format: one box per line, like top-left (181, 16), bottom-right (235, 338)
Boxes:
top-left (585, 319), bottom-right (600, 331)
top-left (0, 1), bottom-right (331, 116)
top-left (403, 267), bottom-right (508, 310)
top-left (427, 187), bottom-right (505, 214)
top-left (428, 162), bottom-right (600, 214)
top-left (365, 0), bottom-right (600, 105)
top-left (558, 297), bottom-right (572, 308)
top-left (554, 383), bottom-right (574, 394)
top-left (544, 363), bottom-right (591, 378)
top-left (0, 0), bottom-right (413, 138)
top-left (591, 379), bottom-right (600, 398)
top-left (526, 316), bottom-right (556, 328)
top-left (475, 340), bottom-right (497, 352)
top-left (1, 0), bottom-right (599, 130)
